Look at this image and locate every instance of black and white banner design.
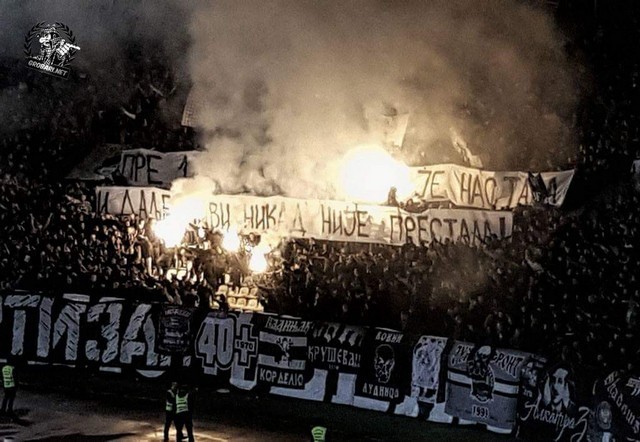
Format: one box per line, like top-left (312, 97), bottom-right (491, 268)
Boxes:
top-left (353, 328), bottom-right (418, 416)
top-left (411, 335), bottom-right (453, 423)
top-left (207, 194), bottom-right (512, 247)
top-left (515, 358), bottom-right (590, 441)
top-left (409, 164), bottom-right (574, 209)
top-left (304, 322), bottom-right (365, 404)
top-left (194, 311), bottom-right (257, 381)
top-left (0, 292), bottom-right (179, 373)
top-left (157, 305), bottom-right (195, 355)
top-left (412, 335), bottom-right (448, 403)
top-left (4, 291), bottom-right (613, 440)
top-left (95, 186), bottom-right (171, 220)
top-left (445, 342), bottom-right (531, 433)
top-left (117, 149), bottom-right (198, 188)
top-left (591, 370), bottom-right (640, 442)
top-left (255, 314), bottom-right (314, 394)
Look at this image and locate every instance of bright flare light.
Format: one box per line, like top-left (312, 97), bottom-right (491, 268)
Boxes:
top-left (339, 144), bottom-right (413, 203)
top-left (154, 217), bottom-right (186, 248)
top-left (154, 198), bottom-right (205, 247)
top-left (222, 228), bottom-right (241, 251)
top-left (249, 245), bottom-right (270, 273)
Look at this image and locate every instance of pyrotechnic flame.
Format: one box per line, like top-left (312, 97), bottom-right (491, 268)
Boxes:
top-left (222, 228), bottom-right (241, 251)
top-left (154, 217), bottom-right (185, 248)
top-left (339, 144), bottom-right (412, 203)
top-left (249, 244), bottom-right (270, 273)
top-left (153, 198), bottom-right (205, 247)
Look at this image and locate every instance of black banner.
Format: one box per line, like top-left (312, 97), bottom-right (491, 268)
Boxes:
top-left (355, 327), bottom-right (411, 404)
top-left (157, 305), bottom-right (196, 355)
top-left (308, 322), bottom-right (364, 374)
top-left (0, 294), bottom-right (174, 372)
top-left (515, 358), bottom-right (590, 441)
top-left (592, 370), bottom-right (640, 441)
top-left (0, 292), bottom-right (44, 362)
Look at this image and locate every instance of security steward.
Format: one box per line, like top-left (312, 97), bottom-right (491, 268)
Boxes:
top-left (174, 384), bottom-right (195, 442)
top-left (1, 358), bottom-right (16, 419)
top-left (164, 382), bottom-right (183, 442)
top-left (311, 425), bottom-right (328, 441)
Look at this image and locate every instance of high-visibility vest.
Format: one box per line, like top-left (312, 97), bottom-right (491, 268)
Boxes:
top-left (166, 389), bottom-right (175, 412)
top-left (311, 426), bottom-right (327, 442)
top-left (175, 392), bottom-right (189, 414)
top-left (2, 365), bottom-right (14, 389)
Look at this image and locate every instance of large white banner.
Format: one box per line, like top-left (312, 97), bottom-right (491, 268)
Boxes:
top-left (207, 194), bottom-right (512, 246)
top-left (95, 190), bottom-right (512, 245)
top-left (408, 164), bottom-right (574, 210)
top-left (118, 148), bottom-right (199, 188)
top-left (95, 186), bottom-right (171, 219)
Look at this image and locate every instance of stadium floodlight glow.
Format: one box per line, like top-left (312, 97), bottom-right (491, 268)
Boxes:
top-left (339, 144), bottom-right (412, 203)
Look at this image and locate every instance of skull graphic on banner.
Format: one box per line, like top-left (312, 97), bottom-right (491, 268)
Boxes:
top-left (374, 344), bottom-right (396, 384)
top-left (467, 345), bottom-right (495, 403)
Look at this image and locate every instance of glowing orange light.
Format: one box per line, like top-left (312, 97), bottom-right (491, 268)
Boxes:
top-left (339, 144), bottom-right (412, 203)
top-left (222, 228), bottom-right (241, 251)
top-left (249, 244), bottom-right (270, 273)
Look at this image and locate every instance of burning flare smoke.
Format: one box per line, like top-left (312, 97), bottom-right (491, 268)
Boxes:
top-left (187, 0), bottom-right (579, 200)
top-left (339, 144), bottom-right (413, 203)
top-left (155, 0), bottom-right (580, 256)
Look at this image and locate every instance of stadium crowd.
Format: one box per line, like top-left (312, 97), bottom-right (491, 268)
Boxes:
top-left (1, 3), bottom-right (640, 384)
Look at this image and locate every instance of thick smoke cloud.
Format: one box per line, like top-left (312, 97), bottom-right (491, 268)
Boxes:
top-left (189, 0), bottom-right (579, 199)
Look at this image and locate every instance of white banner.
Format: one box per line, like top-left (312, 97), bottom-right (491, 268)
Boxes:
top-left (95, 186), bottom-right (171, 219)
top-left (408, 164), bottom-right (574, 210)
top-left (207, 194), bottom-right (512, 246)
top-left (118, 149), bottom-right (199, 188)
top-left (94, 189), bottom-right (512, 245)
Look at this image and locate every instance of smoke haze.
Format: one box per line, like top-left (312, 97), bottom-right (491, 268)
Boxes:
top-left (0, 1), bottom-right (580, 199)
top-left (188, 0), bottom-right (579, 199)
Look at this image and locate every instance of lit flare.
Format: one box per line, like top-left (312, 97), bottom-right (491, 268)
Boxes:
top-left (222, 228), bottom-right (241, 251)
top-left (339, 144), bottom-right (412, 203)
top-left (153, 198), bottom-right (205, 247)
top-left (249, 244), bottom-right (270, 273)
